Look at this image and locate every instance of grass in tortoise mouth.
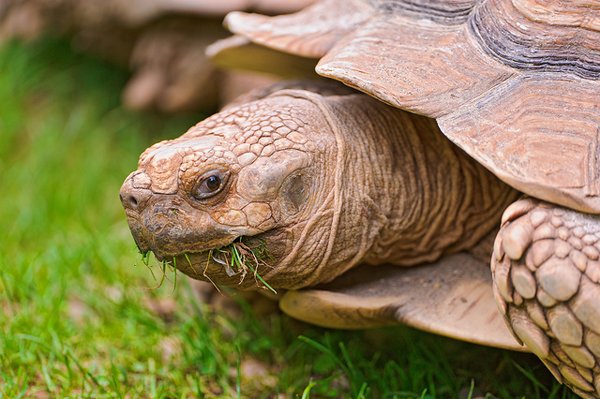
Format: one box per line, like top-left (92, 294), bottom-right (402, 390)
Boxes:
top-left (140, 237), bottom-right (277, 294)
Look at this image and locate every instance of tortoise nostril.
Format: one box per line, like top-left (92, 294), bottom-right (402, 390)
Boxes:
top-left (127, 194), bottom-right (139, 208)
top-left (120, 186), bottom-right (147, 210)
top-left (121, 174), bottom-right (152, 211)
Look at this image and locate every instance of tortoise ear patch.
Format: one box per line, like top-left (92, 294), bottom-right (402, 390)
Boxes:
top-left (237, 149), bottom-right (311, 201)
top-left (281, 173), bottom-right (308, 214)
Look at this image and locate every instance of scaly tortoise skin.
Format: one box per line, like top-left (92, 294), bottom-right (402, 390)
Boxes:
top-left (495, 199), bottom-right (600, 397)
top-left (121, 0), bottom-right (600, 397)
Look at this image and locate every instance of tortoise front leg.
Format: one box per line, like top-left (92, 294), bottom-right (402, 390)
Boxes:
top-left (492, 199), bottom-right (600, 398)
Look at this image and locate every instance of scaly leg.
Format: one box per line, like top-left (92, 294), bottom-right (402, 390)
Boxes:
top-left (492, 198), bottom-right (600, 398)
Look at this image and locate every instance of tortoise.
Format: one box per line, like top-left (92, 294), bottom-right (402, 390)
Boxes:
top-left (119, 0), bottom-right (600, 397)
top-left (0, 0), bottom-right (313, 112)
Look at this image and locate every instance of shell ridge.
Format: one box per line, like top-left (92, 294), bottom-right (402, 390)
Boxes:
top-left (468, 0), bottom-right (600, 80)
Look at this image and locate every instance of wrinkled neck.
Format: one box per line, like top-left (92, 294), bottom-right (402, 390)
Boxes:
top-left (262, 91), bottom-right (516, 290)
top-left (327, 94), bottom-right (516, 270)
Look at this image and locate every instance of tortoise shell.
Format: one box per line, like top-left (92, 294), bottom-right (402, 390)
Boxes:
top-left (220, 0), bottom-right (600, 213)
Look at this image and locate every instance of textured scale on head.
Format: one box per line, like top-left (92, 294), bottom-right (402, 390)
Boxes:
top-left (121, 89), bottom-right (342, 290)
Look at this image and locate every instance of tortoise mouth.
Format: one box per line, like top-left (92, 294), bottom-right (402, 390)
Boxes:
top-left (134, 223), bottom-right (262, 264)
top-left (144, 231), bottom-right (278, 289)
top-left (148, 235), bottom-right (240, 263)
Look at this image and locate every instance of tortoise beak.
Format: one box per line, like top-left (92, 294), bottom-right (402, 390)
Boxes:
top-left (120, 173), bottom-right (154, 254)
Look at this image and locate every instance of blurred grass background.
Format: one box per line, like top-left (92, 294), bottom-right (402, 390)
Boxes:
top-left (0, 39), bottom-right (578, 398)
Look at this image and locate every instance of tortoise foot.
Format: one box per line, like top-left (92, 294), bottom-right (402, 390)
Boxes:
top-left (492, 198), bottom-right (600, 398)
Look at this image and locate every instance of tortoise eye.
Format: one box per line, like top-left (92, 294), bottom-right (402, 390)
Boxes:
top-left (193, 171), bottom-right (228, 200)
top-left (205, 175), bottom-right (221, 191)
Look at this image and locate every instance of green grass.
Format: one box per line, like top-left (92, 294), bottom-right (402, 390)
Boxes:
top-left (210, 238), bottom-right (277, 294)
top-left (0, 39), bottom-right (578, 398)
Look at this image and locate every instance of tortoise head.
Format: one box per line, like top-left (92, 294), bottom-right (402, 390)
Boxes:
top-left (119, 91), bottom-right (342, 290)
